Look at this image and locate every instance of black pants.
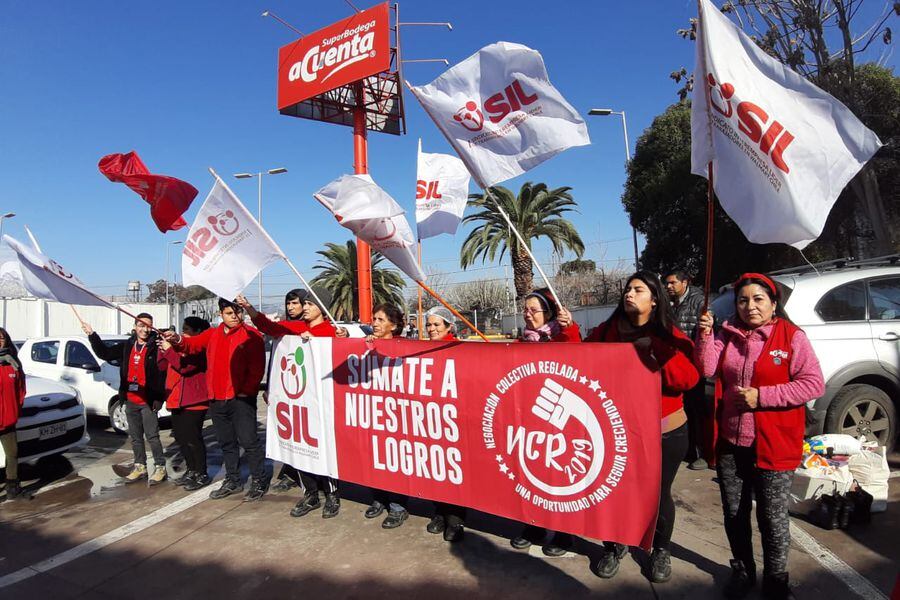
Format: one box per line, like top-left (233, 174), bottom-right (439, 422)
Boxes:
top-left (716, 441), bottom-right (794, 574)
top-left (372, 489), bottom-right (408, 513)
top-left (209, 397), bottom-right (266, 482)
top-left (276, 464), bottom-right (301, 484)
top-left (683, 382), bottom-right (707, 462)
top-left (299, 471), bottom-right (338, 496)
top-left (435, 502), bottom-right (466, 527)
top-left (170, 408), bottom-right (208, 475)
top-left (605, 423), bottom-right (687, 553)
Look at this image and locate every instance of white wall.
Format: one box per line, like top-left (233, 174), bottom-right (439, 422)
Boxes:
top-left (0, 298), bottom-right (176, 339)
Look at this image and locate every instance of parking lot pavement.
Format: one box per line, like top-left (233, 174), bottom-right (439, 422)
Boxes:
top-left (0, 414), bottom-right (896, 600)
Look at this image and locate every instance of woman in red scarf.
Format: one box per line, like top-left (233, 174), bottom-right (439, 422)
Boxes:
top-left (696, 274), bottom-right (824, 600)
top-left (0, 327), bottom-right (26, 501)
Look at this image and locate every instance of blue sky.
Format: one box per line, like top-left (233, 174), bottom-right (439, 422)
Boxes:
top-left (0, 1), bottom-right (893, 305)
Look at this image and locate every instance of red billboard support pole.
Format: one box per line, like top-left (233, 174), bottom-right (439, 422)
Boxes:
top-left (354, 85), bottom-right (374, 323)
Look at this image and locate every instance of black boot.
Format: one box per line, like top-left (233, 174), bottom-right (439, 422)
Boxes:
top-left (761, 572), bottom-right (794, 600)
top-left (723, 559), bottom-right (756, 598)
top-left (648, 548), bottom-right (672, 583)
top-left (322, 493), bottom-right (340, 519)
top-left (290, 492), bottom-right (321, 517)
top-left (426, 514), bottom-right (446, 534)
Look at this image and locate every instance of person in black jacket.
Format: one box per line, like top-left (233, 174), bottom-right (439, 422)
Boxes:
top-left (664, 269), bottom-right (709, 470)
top-left (83, 313), bottom-right (168, 484)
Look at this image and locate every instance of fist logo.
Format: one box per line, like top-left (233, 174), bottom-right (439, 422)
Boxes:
top-left (707, 73), bottom-right (735, 118)
top-left (533, 378), bottom-right (576, 430)
top-left (453, 101), bottom-right (484, 132)
top-left (207, 210), bottom-right (239, 236)
top-left (280, 347), bottom-right (307, 400)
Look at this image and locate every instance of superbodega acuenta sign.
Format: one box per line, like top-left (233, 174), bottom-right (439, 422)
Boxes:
top-left (267, 337), bottom-right (663, 548)
top-left (277, 2), bottom-right (391, 110)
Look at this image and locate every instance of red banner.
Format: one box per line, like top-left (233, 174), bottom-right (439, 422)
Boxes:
top-left (276, 3), bottom-right (391, 110)
top-left (268, 338), bottom-right (662, 549)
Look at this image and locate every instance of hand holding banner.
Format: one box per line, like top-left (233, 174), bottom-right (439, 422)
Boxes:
top-left (182, 173), bottom-right (286, 300)
top-left (314, 174), bottom-right (426, 282)
top-left (691, 0), bottom-right (882, 249)
top-left (408, 42), bottom-right (590, 188)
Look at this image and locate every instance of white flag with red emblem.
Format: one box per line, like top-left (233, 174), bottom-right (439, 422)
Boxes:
top-left (691, 0), bottom-right (882, 249)
top-left (314, 174), bottom-right (426, 282)
top-left (182, 176), bottom-right (285, 300)
top-left (416, 140), bottom-right (471, 240)
top-left (3, 234), bottom-right (109, 306)
top-left (407, 42), bottom-right (590, 188)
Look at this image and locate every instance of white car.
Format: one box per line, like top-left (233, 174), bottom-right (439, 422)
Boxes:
top-left (1, 376), bottom-right (89, 470)
top-left (18, 335), bottom-right (170, 434)
top-left (711, 259), bottom-right (900, 449)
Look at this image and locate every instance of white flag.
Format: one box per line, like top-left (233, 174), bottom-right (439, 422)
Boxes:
top-left (691, 0), bottom-right (882, 249)
top-left (416, 140), bottom-right (471, 240)
top-left (314, 174), bottom-right (426, 282)
top-left (408, 42), bottom-right (590, 188)
top-left (182, 177), bottom-right (285, 300)
top-left (3, 234), bottom-right (108, 307)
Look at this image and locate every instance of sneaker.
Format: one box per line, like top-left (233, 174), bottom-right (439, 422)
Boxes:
top-left (123, 464), bottom-right (148, 484)
top-left (322, 493), bottom-right (340, 519)
top-left (427, 514), bottom-right (446, 534)
top-left (592, 543), bottom-right (628, 579)
top-left (511, 525), bottom-right (545, 550)
top-left (761, 572), bottom-right (794, 600)
top-left (648, 548), bottom-right (672, 583)
top-left (243, 478), bottom-right (269, 502)
top-left (723, 559), bottom-right (757, 599)
top-left (688, 457), bottom-right (709, 471)
top-left (290, 493), bottom-right (321, 517)
top-left (209, 479), bottom-right (243, 500)
top-left (148, 466), bottom-right (168, 486)
top-left (543, 532), bottom-right (573, 557)
top-left (271, 477), bottom-right (298, 493)
top-left (172, 471), bottom-right (196, 487)
top-left (183, 473), bottom-right (212, 491)
top-left (444, 523), bottom-right (464, 543)
top-left (365, 500), bottom-right (385, 519)
top-left (382, 509), bottom-right (408, 529)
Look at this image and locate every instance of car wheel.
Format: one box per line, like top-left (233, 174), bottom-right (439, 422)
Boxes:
top-left (109, 398), bottom-right (129, 435)
top-left (824, 384), bottom-right (896, 450)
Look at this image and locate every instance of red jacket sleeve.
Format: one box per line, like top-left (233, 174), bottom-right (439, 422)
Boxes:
top-left (16, 371), bottom-right (26, 407)
top-left (159, 347), bottom-right (205, 377)
top-left (552, 323), bottom-right (581, 342)
top-left (251, 313), bottom-right (308, 337)
top-left (652, 329), bottom-right (700, 395)
top-left (582, 322), bottom-right (610, 343)
top-left (175, 326), bottom-right (214, 355)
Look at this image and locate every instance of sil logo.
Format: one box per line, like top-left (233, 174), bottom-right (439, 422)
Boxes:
top-left (280, 347), bottom-right (308, 400)
top-left (207, 210), bottom-right (239, 236)
top-left (453, 79), bottom-right (538, 133)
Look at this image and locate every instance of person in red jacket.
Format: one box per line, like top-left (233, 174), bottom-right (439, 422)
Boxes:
top-left (696, 274), bottom-right (824, 600)
top-left (583, 271), bottom-right (699, 584)
top-left (421, 307), bottom-right (467, 542)
top-left (0, 327), bottom-right (27, 501)
top-left (163, 298), bottom-right (267, 502)
top-left (158, 317), bottom-right (212, 492)
top-left (510, 288), bottom-right (581, 556)
top-left (237, 287), bottom-right (344, 519)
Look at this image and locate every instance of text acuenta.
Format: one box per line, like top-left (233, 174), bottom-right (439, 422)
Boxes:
top-left (289, 20), bottom-right (377, 85)
top-left (416, 180), bottom-right (442, 200)
top-left (454, 79), bottom-right (539, 132)
top-left (182, 210), bottom-right (239, 267)
top-left (707, 73), bottom-right (795, 173)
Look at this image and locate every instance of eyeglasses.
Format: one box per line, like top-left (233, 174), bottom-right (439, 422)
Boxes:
top-left (522, 308), bottom-right (546, 316)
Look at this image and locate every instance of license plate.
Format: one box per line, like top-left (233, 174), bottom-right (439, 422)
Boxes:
top-left (39, 422), bottom-right (67, 440)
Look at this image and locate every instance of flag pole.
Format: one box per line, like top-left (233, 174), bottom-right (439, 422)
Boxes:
top-left (416, 280), bottom-right (490, 342)
top-left (69, 305), bottom-right (85, 326)
top-left (702, 161), bottom-right (715, 312)
top-left (281, 257), bottom-right (340, 325)
top-left (416, 240), bottom-right (425, 339)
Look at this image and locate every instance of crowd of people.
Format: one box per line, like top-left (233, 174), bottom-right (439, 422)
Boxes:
top-left (0, 268), bottom-right (825, 600)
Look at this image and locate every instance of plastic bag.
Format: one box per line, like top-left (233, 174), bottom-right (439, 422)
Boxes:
top-left (808, 434), bottom-right (863, 456)
top-left (848, 445), bottom-right (890, 513)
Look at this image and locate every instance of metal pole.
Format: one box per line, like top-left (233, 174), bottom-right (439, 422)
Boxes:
top-left (354, 82), bottom-right (374, 323)
top-left (258, 172), bottom-right (263, 308)
top-left (417, 241), bottom-right (424, 339)
top-left (619, 111), bottom-right (639, 271)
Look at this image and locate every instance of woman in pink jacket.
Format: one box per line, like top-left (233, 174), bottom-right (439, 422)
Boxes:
top-left (695, 273), bottom-right (824, 600)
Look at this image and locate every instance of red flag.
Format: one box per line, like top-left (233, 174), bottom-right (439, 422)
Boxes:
top-left (98, 151), bottom-right (198, 232)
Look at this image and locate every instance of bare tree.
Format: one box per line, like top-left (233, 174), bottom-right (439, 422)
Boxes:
top-left (449, 279), bottom-right (510, 329)
top-left (553, 263), bottom-right (631, 307)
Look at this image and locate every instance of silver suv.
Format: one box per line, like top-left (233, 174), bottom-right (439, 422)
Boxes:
top-left (711, 257), bottom-right (900, 450)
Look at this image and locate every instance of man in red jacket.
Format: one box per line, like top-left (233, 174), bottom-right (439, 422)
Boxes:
top-left (162, 298), bottom-right (267, 501)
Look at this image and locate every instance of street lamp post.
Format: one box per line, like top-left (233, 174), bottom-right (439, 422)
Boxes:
top-left (0, 213), bottom-right (16, 239)
top-left (588, 108), bottom-right (640, 270)
top-left (234, 168), bottom-right (288, 308)
top-left (165, 240), bottom-right (182, 328)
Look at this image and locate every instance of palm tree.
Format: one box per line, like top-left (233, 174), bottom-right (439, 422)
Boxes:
top-left (460, 182), bottom-right (584, 301)
top-left (311, 240), bottom-right (406, 321)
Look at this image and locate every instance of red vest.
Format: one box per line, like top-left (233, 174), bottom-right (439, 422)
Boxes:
top-left (749, 318), bottom-right (804, 471)
top-left (126, 343), bottom-right (149, 404)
